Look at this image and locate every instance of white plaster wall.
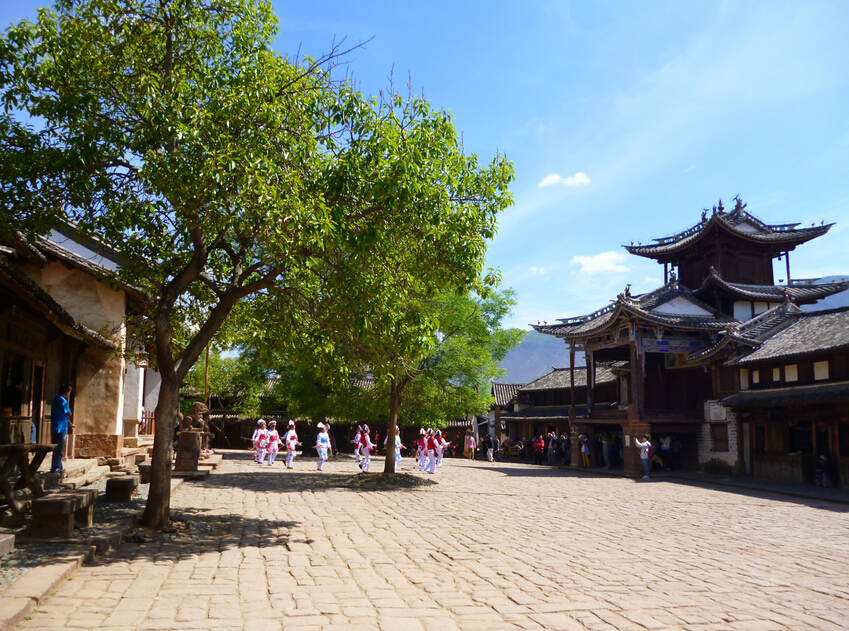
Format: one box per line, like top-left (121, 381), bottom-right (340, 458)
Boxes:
top-left (143, 369), bottom-right (161, 411)
top-left (123, 364), bottom-right (144, 421)
top-left (733, 301), bottom-right (751, 321)
top-left (651, 297), bottom-right (713, 316)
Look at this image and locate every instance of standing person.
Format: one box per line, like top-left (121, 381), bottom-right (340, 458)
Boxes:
top-left (581, 435), bottom-right (591, 467)
top-left (484, 434), bottom-right (494, 462)
top-left (661, 435), bottom-right (672, 469)
top-left (315, 422), bottom-right (331, 471)
top-left (417, 429), bottom-right (427, 471)
top-left (563, 434), bottom-right (571, 466)
top-left (635, 434), bottom-right (652, 480)
top-left (533, 435), bottom-right (545, 465)
top-left (547, 432), bottom-right (557, 465)
top-left (601, 432), bottom-right (612, 470)
top-left (265, 421), bottom-right (281, 466)
top-left (492, 435), bottom-right (500, 462)
top-left (359, 425), bottom-right (375, 472)
top-left (284, 421), bottom-right (301, 469)
top-left (251, 419), bottom-right (266, 463)
top-left (435, 431), bottom-right (448, 467)
top-left (464, 432), bottom-right (476, 460)
top-left (393, 426), bottom-right (405, 468)
top-left (50, 384), bottom-right (73, 473)
top-left (352, 425), bottom-right (363, 466)
top-left (424, 429), bottom-right (438, 474)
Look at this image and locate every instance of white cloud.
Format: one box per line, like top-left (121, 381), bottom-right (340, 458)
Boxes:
top-left (683, 165), bottom-right (695, 173)
top-left (571, 251), bottom-right (630, 275)
top-left (530, 266), bottom-right (546, 275)
top-left (538, 171), bottom-right (591, 188)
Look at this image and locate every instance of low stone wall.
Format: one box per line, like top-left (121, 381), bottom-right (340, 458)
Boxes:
top-left (74, 433), bottom-right (122, 459)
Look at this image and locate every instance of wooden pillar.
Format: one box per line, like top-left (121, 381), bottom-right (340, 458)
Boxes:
top-left (587, 347), bottom-right (595, 416)
top-left (785, 251), bottom-right (791, 285)
top-left (569, 341), bottom-right (576, 428)
top-left (664, 262), bottom-right (668, 284)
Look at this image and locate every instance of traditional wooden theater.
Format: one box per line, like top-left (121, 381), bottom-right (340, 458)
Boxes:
top-left (524, 198), bottom-right (849, 485)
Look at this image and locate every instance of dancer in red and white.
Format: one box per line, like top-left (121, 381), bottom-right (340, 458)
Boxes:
top-left (359, 425), bottom-right (375, 472)
top-left (252, 419), bottom-right (267, 463)
top-left (283, 420), bottom-right (301, 469)
top-left (266, 420), bottom-right (282, 465)
top-left (435, 430), bottom-right (450, 468)
top-left (417, 429), bottom-right (427, 471)
top-left (424, 428), bottom-right (438, 474)
top-left (352, 425), bottom-right (363, 467)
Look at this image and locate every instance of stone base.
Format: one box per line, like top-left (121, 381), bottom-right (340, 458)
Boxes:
top-left (31, 489), bottom-right (97, 539)
top-left (0, 532), bottom-right (14, 557)
top-left (137, 461), bottom-right (151, 484)
top-left (105, 475), bottom-right (139, 502)
top-left (74, 433), bottom-right (123, 459)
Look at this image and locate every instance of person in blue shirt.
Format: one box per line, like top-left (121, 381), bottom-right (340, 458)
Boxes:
top-left (50, 384), bottom-right (73, 473)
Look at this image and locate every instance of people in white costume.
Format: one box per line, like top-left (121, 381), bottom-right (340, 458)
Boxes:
top-left (316, 422), bottom-right (331, 471)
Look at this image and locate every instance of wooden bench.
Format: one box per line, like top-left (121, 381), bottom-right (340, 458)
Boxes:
top-left (31, 488), bottom-right (98, 539)
top-left (0, 443), bottom-right (55, 513)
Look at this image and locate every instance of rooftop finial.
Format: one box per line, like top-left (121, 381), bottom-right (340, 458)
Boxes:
top-left (733, 195), bottom-right (746, 215)
top-left (717, 199), bottom-right (724, 213)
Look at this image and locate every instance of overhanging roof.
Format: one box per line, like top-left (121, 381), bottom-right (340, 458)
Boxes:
top-left (0, 255), bottom-right (118, 351)
top-left (722, 381), bottom-right (849, 407)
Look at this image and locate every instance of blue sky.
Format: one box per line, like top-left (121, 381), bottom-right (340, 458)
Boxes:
top-left (4, 1), bottom-right (848, 329)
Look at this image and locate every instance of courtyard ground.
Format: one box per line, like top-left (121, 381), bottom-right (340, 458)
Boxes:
top-left (11, 451), bottom-right (849, 631)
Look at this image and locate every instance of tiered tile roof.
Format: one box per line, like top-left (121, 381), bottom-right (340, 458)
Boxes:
top-left (694, 267), bottom-right (849, 303)
top-left (624, 201), bottom-right (832, 259)
top-left (533, 281), bottom-right (736, 340)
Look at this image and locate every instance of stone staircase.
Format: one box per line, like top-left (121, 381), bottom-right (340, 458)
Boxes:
top-left (36, 457), bottom-right (111, 491)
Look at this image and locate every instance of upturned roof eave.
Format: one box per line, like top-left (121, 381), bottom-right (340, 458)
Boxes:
top-left (624, 216), bottom-right (832, 260)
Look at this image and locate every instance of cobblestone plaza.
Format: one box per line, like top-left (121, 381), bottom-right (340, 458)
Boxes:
top-left (15, 453), bottom-right (849, 631)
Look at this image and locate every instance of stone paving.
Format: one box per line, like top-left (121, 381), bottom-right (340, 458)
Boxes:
top-left (13, 451), bottom-right (849, 631)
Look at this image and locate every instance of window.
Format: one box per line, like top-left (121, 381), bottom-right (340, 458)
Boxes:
top-left (752, 370), bottom-right (760, 384)
top-left (785, 364), bottom-right (798, 382)
top-left (814, 361), bottom-right (829, 381)
top-left (711, 424), bottom-right (729, 452)
top-left (773, 367), bottom-right (781, 382)
top-left (740, 369), bottom-right (749, 390)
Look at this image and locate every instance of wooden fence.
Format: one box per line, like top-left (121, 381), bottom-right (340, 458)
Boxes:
top-left (140, 410), bottom-right (155, 436)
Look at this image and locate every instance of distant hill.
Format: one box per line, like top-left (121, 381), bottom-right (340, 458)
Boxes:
top-left (498, 330), bottom-right (585, 384)
top-left (801, 276), bottom-right (849, 312)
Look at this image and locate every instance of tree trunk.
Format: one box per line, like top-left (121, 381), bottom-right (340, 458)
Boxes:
top-left (383, 377), bottom-right (399, 474)
top-left (142, 373), bottom-right (179, 529)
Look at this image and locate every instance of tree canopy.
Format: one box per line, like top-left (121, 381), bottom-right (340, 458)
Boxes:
top-left (1, 0), bottom-right (513, 526)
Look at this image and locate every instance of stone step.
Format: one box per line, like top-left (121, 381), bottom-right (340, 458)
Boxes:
top-left (58, 465), bottom-right (111, 490)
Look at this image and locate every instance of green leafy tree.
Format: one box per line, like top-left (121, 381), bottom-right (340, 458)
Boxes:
top-left (1, 0), bottom-right (512, 526)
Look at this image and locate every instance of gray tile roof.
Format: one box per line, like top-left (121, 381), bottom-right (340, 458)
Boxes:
top-left (533, 281), bottom-right (736, 340)
top-left (694, 267), bottom-right (849, 303)
top-left (491, 382), bottom-right (523, 407)
top-left (624, 204), bottom-right (832, 258)
top-left (722, 380), bottom-right (849, 406)
top-left (500, 406), bottom-right (574, 422)
top-left (518, 365), bottom-right (616, 392)
top-left (728, 306), bottom-right (849, 365)
top-left (0, 255), bottom-right (118, 351)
